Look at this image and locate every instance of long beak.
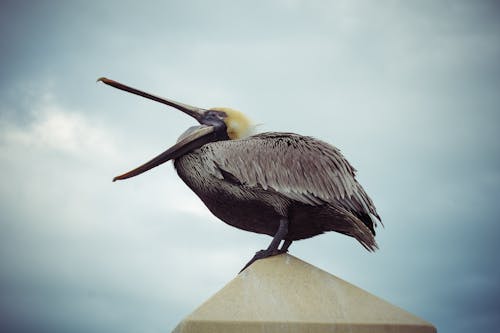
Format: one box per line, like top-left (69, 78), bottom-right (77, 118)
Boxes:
top-left (97, 77), bottom-right (205, 121)
top-left (113, 126), bottom-right (215, 181)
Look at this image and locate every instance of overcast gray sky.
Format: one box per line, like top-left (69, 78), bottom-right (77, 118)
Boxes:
top-left (1, 1), bottom-right (499, 332)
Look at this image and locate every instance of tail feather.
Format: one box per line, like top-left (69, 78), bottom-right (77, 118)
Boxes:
top-left (329, 206), bottom-right (378, 251)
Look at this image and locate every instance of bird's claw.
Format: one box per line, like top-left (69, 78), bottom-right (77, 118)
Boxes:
top-left (239, 248), bottom-right (280, 273)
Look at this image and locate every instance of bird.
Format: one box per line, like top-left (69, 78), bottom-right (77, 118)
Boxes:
top-left (98, 77), bottom-right (381, 272)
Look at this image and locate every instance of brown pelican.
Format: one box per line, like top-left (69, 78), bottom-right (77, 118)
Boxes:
top-left (98, 77), bottom-right (381, 271)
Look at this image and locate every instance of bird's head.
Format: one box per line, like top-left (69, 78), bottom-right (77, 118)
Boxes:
top-left (207, 107), bottom-right (252, 140)
top-left (98, 77), bottom-right (252, 181)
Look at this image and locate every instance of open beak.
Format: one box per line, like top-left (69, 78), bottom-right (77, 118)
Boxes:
top-left (97, 77), bottom-right (206, 121)
top-left (98, 77), bottom-right (213, 181)
top-left (112, 125), bottom-right (216, 181)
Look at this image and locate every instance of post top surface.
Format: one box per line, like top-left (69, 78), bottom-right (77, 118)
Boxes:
top-left (173, 254), bottom-right (436, 333)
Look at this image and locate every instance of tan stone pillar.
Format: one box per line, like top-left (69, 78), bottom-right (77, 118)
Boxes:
top-left (173, 254), bottom-right (436, 333)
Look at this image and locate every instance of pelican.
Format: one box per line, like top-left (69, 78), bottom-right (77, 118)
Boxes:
top-left (98, 77), bottom-right (381, 271)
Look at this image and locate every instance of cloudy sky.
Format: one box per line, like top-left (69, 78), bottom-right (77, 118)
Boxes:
top-left (1, 1), bottom-right (499, 332)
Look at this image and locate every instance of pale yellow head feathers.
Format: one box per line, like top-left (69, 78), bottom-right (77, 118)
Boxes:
top-left (210, 107), bottom-right (253, 140)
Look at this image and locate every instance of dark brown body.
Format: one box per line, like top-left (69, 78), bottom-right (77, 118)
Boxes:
top-left (174, 132), bottom-right (380, 250)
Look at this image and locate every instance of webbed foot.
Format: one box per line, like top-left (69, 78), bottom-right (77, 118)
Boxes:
top-left (239, 248), bottom-right (279, 273)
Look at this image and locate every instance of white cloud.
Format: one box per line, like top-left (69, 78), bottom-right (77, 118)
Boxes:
top-left (1, 93), bottom-right (118, 159)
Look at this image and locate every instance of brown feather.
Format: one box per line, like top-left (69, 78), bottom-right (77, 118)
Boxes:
top-left (174, 132), bottom-right (381, 250)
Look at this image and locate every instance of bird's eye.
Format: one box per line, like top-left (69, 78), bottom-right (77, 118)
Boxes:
top-left (206, 111), bottom-right (227, 119)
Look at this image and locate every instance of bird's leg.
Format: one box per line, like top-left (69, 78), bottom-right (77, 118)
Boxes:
top-left (240, 218), bottom-right (288, 273)
top-left (278, 239), bottom-right (293, 254)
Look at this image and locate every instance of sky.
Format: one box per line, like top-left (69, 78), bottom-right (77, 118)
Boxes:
top-left (1, 1), bottom-right (499, 332)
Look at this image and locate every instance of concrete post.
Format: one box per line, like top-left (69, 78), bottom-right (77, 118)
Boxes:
top-left (173, 254), bottom-right (436, 333)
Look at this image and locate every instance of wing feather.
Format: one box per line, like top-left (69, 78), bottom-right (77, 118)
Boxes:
top-left (202, 132), bottom-right (380, 223)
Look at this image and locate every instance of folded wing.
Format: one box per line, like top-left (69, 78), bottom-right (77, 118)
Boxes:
top-left (205, 132), bottom-right (381, 228)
